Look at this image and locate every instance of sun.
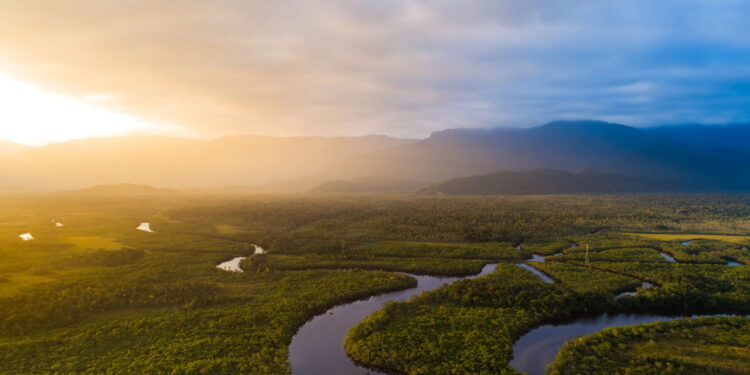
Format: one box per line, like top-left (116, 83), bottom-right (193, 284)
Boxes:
top-left (0, 72), bottom-right (163, 145)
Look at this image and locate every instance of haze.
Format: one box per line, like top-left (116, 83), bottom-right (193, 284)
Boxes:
top-left (1, 0), bottom-right (749, 145)
top-left (3, 3), bottom-right (750, 375)
top-left (0, 1), bottom-right (749, 193)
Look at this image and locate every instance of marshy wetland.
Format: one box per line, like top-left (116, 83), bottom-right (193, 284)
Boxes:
top-left (1, 193), bottom-right (750, 374)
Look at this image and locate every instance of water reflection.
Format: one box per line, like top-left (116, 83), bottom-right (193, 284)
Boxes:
top-left (529, 254), bottom-right (546, 262)
top-left (511, 313), bottom-right (727, 375)
top-left (216, 245), bottom-right (265, 272)
top-left (614, 282), bottom-right (654, 300)
top-left (136, 222), bottom-right (154, 232)
top-left (289, 263), bottom-right (498, 375)
top-left (517, 264), bottom-right (554, 284)
top-left (659, 252), bottom-right (676, 263)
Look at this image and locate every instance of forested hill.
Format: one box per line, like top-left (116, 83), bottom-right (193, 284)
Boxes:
top-left (418, 169), bottom-right (678, 195)
top-left (331, 120), bottom-right (670, 183)
top-left (333, 120), bottom-right (750, 192)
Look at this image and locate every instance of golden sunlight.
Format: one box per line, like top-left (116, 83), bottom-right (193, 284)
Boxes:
top-left (0, 72), bottom-right (161, 145)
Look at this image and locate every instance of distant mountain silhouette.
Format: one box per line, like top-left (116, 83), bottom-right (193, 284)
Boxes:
top-left (0, 135), bottom-right (413, 190)
top-left (419, 169), bottom-right (676, 195)
top-left (2, 120), bottom-right (750, 192)
top-left (330, 120), bottom-right (750, 192)
top-left (332, 120), bottom-right (672, 182)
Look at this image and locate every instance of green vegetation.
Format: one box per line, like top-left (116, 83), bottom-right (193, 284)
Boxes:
top-left (419, 168), bottom-right (674, 195)
top-left (244, 253), bottom-right (490, 276)
top-left (584, 262), bottom-right (750, 313)
top-left (243, 240), bottom-right (525, 276)
top-left (214, 224), bottom-right (240, 234)
top-left (346, 264), bottom-right (555, 374)
top-left (1, 193), bottom-right (750, 374)
top-left (1, 278), bottom-right (222, 335)
top-left (568, 232), bottom-right (655, 251)
top-left (549, 317), bottom-right (750, 375)
top-left (529, 262), bottom-right (643, 295)
top-left (350, 241), bottom-right (524, 260)
top-left (345, 256), bottom-right (750, 374)
top-left (0, 270), bottom-right (414, 374)
top-left (345, 262), bottom-right (653, 374)
top-left (552, 247), bottom-right (668, 263)
top-left (66, 235), bottom-right (126, 251)
top-left (660, 239), bottom-right (749, 265)
top-left (521, 239), bottom-right (573, 255)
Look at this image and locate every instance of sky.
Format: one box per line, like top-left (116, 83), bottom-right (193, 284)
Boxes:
top-left (0, 0), bottom-right (749, 145)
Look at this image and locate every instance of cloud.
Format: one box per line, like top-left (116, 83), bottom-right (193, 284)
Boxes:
top-left (0, 0), bottom-right (748, 139)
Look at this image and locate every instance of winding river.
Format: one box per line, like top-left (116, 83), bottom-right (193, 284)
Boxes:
top-left (288, 263), bottom-right (498, 375)
top-left (214, 243), bottom-right (743, 374)
top-left (509, 248), bottom-right (737, 374)
top-left (660, 252), bottom-right (676, 262)
top-left (510, 313), bottom-right (732, 375)
top-left (517, 263), bottom-right (555, 284)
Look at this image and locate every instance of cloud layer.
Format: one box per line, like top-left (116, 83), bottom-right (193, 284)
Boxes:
top-left (0, 0), bottom-right (749, 138)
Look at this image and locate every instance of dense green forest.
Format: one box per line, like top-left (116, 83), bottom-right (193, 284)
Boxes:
top-left (0, 193), bottom-right (749, 374)
top-left (418, 168), bottom-right (676, 195)
top-left (549, 317), bottom-right (750, 374)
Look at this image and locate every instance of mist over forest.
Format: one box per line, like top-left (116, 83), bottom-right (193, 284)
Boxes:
top-left (2, 120), bottom-right (749, 194)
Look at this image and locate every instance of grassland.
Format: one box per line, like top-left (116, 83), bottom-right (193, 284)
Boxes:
top-left (627, 232), bottom-right (750, 243)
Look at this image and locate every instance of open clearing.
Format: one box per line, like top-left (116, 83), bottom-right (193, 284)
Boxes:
top-left (626, 232), bottom-right (750, 243)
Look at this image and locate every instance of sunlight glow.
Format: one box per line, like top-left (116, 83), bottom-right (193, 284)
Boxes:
top-left (0, 72), bottom-right (165, 145)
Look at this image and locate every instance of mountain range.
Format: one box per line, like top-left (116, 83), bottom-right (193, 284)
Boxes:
top-left (0, 135), bottom-right (413, 191)
top-left (318, 120), bottom-right (750, 193)
top-left (2, 120), bottom-right (750, 193)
